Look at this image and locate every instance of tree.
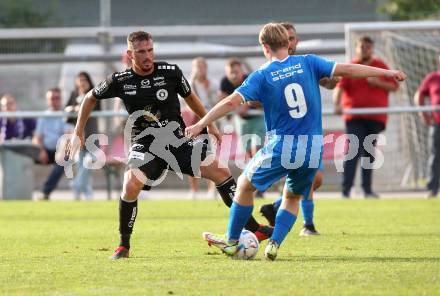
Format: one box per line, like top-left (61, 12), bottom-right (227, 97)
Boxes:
top-left (378, 0), bottom-right (440, 20)
top-left (0, 0), bottom-right (58, 28)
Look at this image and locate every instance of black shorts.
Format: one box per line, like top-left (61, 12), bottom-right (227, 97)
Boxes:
top-left (127, 137), bottom-right (209, 191)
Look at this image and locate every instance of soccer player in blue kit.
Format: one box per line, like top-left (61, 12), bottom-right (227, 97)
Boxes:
top-left (259, 22), bottom-right (339, 236)
top-left (185, 23), bottom-right (406, 260)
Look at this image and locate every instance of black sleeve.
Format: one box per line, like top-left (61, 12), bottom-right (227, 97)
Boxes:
top-left (219, 76), bottom-right (231, 94)
top-left (92, 74), bottom-right (118, 99)
top-left (175, 67), bottom-right (192, 98)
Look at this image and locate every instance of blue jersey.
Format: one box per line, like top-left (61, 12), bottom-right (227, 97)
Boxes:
top-left (236, 55), bottom-right (336, 138)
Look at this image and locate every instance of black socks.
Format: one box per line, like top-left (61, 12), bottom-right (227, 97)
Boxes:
top-left (119, 197), bottom-right (138, 249)
top-left (216, 176), bottom-right (260, 233)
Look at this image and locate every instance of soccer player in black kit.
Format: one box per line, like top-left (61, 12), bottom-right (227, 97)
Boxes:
top-left (68, 31), bottom-right (272, 259)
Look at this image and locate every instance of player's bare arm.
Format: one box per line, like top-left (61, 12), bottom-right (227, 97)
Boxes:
top-left (67, 90), bottom-right (97, 157)
top-left (185, 92), bottom-right (242, 139)
top-left (334, 63), bottom-right (406, 81)
top-left (183, 91), bottom-right (221, 142)
top-left (366, 77), bottom-right (399, 91)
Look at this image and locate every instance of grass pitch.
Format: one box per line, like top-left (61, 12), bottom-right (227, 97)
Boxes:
top-left (1, 198), bottom-right (439, 295)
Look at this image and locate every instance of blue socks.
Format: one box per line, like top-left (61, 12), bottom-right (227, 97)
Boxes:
top-left (273, 197), bottom-right (282, 212)
top-left (271, 209), bottom-right (297, 245)
top-left (227, 202), bottom-right (253, 241)
top-left (274, 196), bottom-right (315, 226)
top-left (300, 199), bottom-right (314, 226)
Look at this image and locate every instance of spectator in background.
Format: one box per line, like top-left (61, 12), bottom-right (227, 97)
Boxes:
top-left (219, 58), bottom-right (266, 197)
top-left (0, 93), bottom-right (35, 143)
top-left (33, 87), bottom-right (73, 201)
top-left (220, 58), bottom-right (265, 159)
top-left (65, 72), bottom-right (101, 200)
top-left (181, 57), bottom-right (218, 199)
top-left (333, 36), bottom-right (398, 198)
top-left (415, 54), bottom-right (440, 198)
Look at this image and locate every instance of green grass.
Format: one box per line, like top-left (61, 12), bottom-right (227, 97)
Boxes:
top-left (1, 198), bottom-right (439, 295)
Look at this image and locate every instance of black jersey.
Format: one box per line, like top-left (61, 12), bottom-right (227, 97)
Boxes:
top-left (92, 62), bottom-right (192, 140)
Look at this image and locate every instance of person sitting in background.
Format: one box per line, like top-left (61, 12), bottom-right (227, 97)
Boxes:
top-left (33, 87), bottom-right (73, 201)
top-left (0, 93), bottom-right (35, 143)
top-left (65, 72), bottom-right (101, 200)
top-left (414, 54), bottom-right (440, 198)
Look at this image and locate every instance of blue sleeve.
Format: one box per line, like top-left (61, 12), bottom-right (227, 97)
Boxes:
top-left (64, 122), bottom-right (74, 133)
top-left (35, 118), bottom-right (43, 136)
top-left (306, 54), bottom-right (337, 79)
top-left (235, 71), bottom-right (262, 102)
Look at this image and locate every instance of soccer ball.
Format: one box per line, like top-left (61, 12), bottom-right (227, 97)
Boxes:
top-left (232, 230), bottom-right (259, 260)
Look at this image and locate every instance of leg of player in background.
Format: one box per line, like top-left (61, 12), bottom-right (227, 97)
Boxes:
top-left (110, 169), bottom-right (144, 260)
top-left (200, 159), bottom-right (273, 242)
top-left (187, 176), bottom-right (199, 199)
top-left (260, 170), bottom-right (323, 235)
top-left (299, 170), bottom-right (322, 236)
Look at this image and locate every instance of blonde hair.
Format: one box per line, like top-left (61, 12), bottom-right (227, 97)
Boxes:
top-left (259, 23), bottom-right (289, 52)
top-left (192, 57), bottom-right (207, 67)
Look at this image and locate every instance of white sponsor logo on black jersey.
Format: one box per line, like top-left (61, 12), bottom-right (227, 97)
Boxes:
top-left (115, 70), bottom-right (130, 77)
top-left (94, 80), bottom-right (109, 96)
top-left (123, 84), bottom-right (137, 90)
top-left (158, 65), bottom-right (175, 70)
top-left (131, 143), bottom-right (144, 152)
top-left (125, 90), bottom-right (137, 95)
top-left (154, 81), bottom-right (166, 87)
top-left (117, 74), bottom-right (133, 82)
top-left (141, 79), bottom-right (151, 88)
top-left (153, 76), bottom-right (164, 81)
top-left (156, 89), bottom-right (168, 101)
top-left (181, 76), bottom-right (190, 93)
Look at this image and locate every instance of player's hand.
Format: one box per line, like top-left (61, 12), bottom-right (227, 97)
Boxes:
top-left (388, 70), bottom-right (406, 81)
top-left (65, 130), bottom-right (84, 160)
top-left (207, 123), bottom-right (222, 145)
top-left (185, 123), bottom-right (204, 139)
top-left (39, 149), bottom-right (49, 164)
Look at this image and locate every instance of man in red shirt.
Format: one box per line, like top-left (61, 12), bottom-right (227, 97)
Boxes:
top-left (333, 36), bottom-right (398, 198)
top-left (415, 54), bottom-right (440, 198)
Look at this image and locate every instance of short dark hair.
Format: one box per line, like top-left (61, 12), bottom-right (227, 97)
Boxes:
top-left (280, 22), bottom-right (296, 32)
top-left (127, 31), bottom-right (152, 45)
top-left (226, 58), bottom-right (242, 68)
top-left (357, 35), bottom-right (374, 45)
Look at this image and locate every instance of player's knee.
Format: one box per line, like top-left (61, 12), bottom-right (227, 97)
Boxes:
top-left (201, 163), bottom-right (231, 183)
top-left (237, 174), bottom-right (255, 193)
top-left (122, 175), bottom-right (144, 198)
